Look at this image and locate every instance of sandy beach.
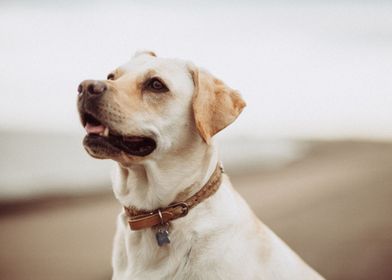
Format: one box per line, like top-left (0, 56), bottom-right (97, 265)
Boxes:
top-left (0, 140), bottom-right (391, 280)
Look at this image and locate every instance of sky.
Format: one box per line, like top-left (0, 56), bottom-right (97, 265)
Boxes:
top-left (1, 1), bottom-right (391, 140)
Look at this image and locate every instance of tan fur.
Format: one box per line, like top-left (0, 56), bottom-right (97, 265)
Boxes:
top-left (191, 68), bottom-right (246, 144)
top-left (109, 68), bottom-right (124, 80)
top-left (133, 50), bottom-right (157, 58)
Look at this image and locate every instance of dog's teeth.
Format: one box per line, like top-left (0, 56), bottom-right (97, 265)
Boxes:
top-left (103, 127), bottom-right (109, 137)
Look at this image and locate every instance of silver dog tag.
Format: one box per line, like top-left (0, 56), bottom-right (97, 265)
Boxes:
top-left (155, 224), bottom-right (170, 246)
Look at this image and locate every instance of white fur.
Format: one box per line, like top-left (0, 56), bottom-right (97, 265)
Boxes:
top-left (98, 53), bottom-right (324, 279)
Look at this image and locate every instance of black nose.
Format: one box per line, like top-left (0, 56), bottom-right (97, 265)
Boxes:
top-left (78, 80), bottom-right (107, 96)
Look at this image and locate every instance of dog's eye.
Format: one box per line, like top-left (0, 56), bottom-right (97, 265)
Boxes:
top-left (107, 73), bottom-right (115, 80)
top-left (145, 78), bottom-right (168, 93)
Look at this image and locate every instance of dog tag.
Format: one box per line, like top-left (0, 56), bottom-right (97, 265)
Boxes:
top-left (155, 224), bottom-right (170, 246)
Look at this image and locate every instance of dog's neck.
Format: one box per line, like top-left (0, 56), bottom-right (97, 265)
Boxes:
top-left (112, 142), bottom-right (218, 211)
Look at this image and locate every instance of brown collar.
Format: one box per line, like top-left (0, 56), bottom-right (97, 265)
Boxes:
top-left (124, 163), bottom-right (223, 231)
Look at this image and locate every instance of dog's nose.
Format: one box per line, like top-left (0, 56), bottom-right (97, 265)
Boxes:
top-left (78, 80), bottom-right (107, 96)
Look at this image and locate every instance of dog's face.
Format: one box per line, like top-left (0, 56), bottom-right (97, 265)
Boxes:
top-left (77, 51), bottom-right (245, 165)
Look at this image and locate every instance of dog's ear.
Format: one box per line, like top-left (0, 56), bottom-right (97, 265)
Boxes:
top-left (133, 50), bottom-right (157, 58)
top-left (189, 66), bottom-right (246, 144)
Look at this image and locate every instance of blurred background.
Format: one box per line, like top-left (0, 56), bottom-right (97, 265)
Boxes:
top-left (1, 0), bottom-right (391, 279)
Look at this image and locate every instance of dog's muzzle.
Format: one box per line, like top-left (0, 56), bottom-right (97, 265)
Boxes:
top-left (77, 80), bottom-right (157, 157)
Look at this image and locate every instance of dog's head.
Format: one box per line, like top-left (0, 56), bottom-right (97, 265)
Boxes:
top-left (77, 51), bottom-right (245, 165)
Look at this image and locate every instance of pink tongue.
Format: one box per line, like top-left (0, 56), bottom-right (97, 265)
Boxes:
top-left (85, 123), bottom-right (105, 134)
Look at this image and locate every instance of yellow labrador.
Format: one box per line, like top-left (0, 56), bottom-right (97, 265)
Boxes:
top-left (77, 51), bottom-right (324, 280)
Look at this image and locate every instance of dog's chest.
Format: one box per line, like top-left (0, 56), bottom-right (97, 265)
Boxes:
top-left (115, 229), bottom-right (195, 280)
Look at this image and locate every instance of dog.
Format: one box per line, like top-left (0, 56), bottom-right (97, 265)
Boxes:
top-left (77, 51), bottom-right (324, 279)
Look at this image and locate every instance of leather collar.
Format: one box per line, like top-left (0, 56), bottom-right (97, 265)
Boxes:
top-left (124, 163), bottom-right (223, 231)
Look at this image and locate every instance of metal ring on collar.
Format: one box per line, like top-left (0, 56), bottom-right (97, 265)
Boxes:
top-left (157, 209), bottom-right (164, 225)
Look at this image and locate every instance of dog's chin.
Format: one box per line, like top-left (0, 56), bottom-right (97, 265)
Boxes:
top-left (83, 134), bottom-right (157, 160)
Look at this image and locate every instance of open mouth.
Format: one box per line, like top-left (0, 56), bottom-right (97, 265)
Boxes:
top-left (81, 113), bottom-right (156, 157)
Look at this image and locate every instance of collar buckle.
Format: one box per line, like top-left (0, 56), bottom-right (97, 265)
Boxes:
top-left (124, 162), bottom-right (222, 232)
top-left (169, 202), bottom-right (189, 217)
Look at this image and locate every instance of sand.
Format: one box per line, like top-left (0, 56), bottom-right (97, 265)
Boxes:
top-left (0, 141), bottom-right (391, 280)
